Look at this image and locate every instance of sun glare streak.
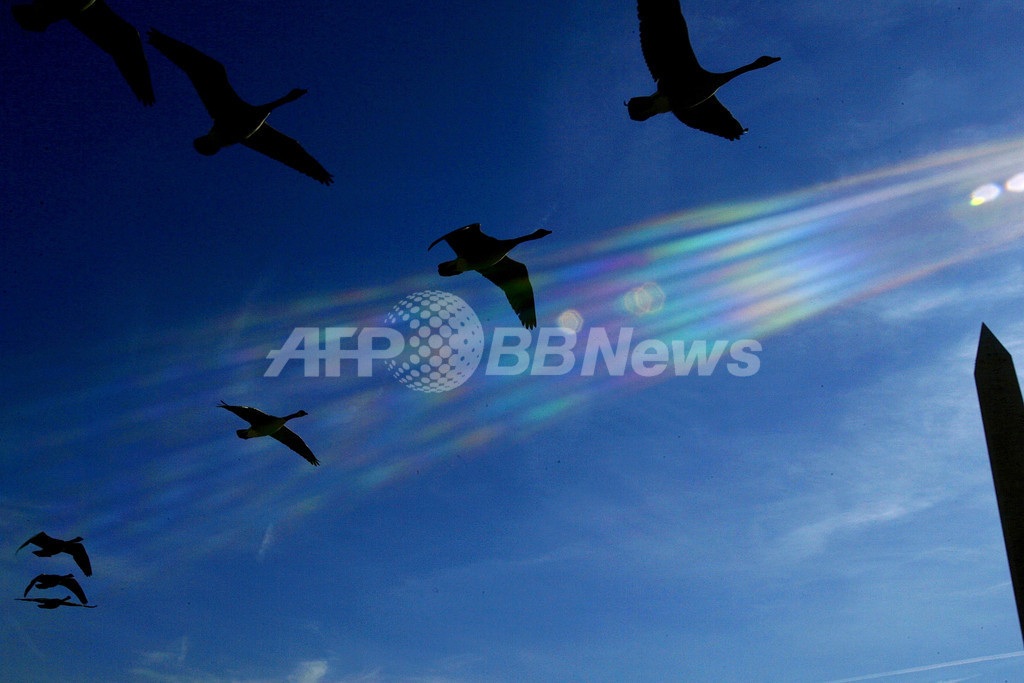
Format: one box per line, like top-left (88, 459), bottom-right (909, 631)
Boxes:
top-left (48, 137), bottom-right (1024, 564)
top-left (546, 138), bottom-right (1024, 341)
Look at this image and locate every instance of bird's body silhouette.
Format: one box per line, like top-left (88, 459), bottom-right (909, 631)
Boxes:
top-left (627, 0), bottom-right (780, 139)
top-left (24, 573), bottom-right (89, 604)
top-left (12, 0), bottom-right (155, 105)
top-left (219, 401), bottom-right (319, 466)
top-left (147, 29), bottom-right (333, 185)
top-left (429, 223), bottom-right (551, 329)
top-left (17, 532), bottom-right (92, 576)
top-left (16, 595), bottom-right (95, 609)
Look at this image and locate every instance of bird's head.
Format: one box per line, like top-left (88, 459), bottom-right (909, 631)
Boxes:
top-left (754, 55), bottom-right (781, 68)
top-left (68, 537), bottom-right (83, 544)
top-left (295, 410), bottom-right (309, 418)
top-left (193, 135), bottom-right (222, 156)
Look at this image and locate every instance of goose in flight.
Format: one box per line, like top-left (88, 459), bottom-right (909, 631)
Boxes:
top-left (218, 401), bottom-right (320, 466)
top-left (24, 573), bottom-right (89, 604)
top-left (24, 573), bottom-right (90, 605)
top-left (24, 573), bottom-right (89, 605)
top-left (12, 0), bottom-right (155, 105)
top-left (147, 29), bottom-right (333, 185)
top-left (16, 595), bottom-right (96, 609)
top-left (429, 223), bottom-right (551, 329)
top-left (627, 0), bottom-right (780, 140)
top-left (17, 532), bottom-right (92, 576)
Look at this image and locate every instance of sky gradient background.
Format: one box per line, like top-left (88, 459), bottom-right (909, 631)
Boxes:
top-left (3, 1), bottom-right (1024, 681)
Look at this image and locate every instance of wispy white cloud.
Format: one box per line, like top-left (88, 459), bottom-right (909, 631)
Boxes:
top-left (824, 649), bottom-right (1024, 682)
top-left (138, 635), bottom-right (189, 666)
top-left (131, 653), bottom-right (471, 683)
top-left (132, 650), bottom-right (326, 683)
top-left (871, 261), bottom-right (1024, 323)
top-left (289, 660), bottom-right (328, 683)
top-left (258, 523), bottom-right (275, 559)
top-left (760, 256), bottom-right (1024, 563)
top-left (775, 499), bottom-right (935, 561)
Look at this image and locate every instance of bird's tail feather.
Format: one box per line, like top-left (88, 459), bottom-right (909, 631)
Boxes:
top-left (12, 6), bottom-right (50, 32)
top-left (626, 96), bottom-right (660, 122)
top-left (438, 260), bottom-right (464, 277)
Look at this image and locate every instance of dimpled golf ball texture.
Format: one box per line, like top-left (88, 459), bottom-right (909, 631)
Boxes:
top-left (384, 291), bottom-right (484, 392)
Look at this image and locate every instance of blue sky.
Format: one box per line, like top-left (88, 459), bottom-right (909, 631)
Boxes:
top-left (3, 1), bottom-right (1024, 681)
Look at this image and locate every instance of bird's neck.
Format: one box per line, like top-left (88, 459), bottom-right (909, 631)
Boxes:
top-left (510, 230), bottom-right (545, 246)
top-left (263, 91), bottom-right (302, 113)
top-left (719, 58), bottom-right (770, 83)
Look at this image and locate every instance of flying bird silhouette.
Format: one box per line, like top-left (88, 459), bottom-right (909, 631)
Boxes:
top-left (627, 0), bottom-right (780, 139)
top-left (16, 595), bottom-right (96, 609)
top-left (17, 532), bottom-right (92, 576)
top-left (147, 29), bottom-right (333, 184)
top-left (24, 573), bottom-right (89, 605)
top-left (218, 401), bottom-right (320, 466)
top-left (12, 0), bottom-right (155, 105)
top-left (429, 223), bottom-right (551, 329)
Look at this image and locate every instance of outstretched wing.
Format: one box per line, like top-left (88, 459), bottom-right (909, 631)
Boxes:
top-left (479, 257), bottom-right (538, 329)
top-left (270, 426), bottom-right (320, 466)
top-left (638, 0), bottom-right (700, 85)
top-left (242, 124), bottom-right (334, 185)
top-left (673, 95), bottom-right (746, 140)
top-left (57, 575), bottom-right (89, 604)
top-left (23, 574), bottom-right (43, 597)
top-left (15, 597), bottom-right (49, 606)
top-left (218, 401), bottom-right (272, 426)
top-left (428, 223), bottom-right (482, 253)
top-left (16, 532), bottom-right (53, 553)
top-left (71, 0), bottom-right (154, 105)
top-left (68, 543), bottom-right (92, 577)
top-left (147, 28), bottom-right (243, 117)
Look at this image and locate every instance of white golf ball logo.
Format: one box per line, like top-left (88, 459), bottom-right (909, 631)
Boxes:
top-left (384, 291), bottom-right (484, 392)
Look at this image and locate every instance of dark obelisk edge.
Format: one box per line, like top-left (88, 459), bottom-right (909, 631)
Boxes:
top-left (974, 322), bottom-right (1024, 644)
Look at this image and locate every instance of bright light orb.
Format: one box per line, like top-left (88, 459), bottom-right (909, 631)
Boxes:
top-left (624, 282), bottom-right (666, 315)
top-left (1005, 173), bottom-right (1024, 193)
top-left (970, 183), bottom-right (1001, 206)
top-left (557, 309), bottom-right (583, 332)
